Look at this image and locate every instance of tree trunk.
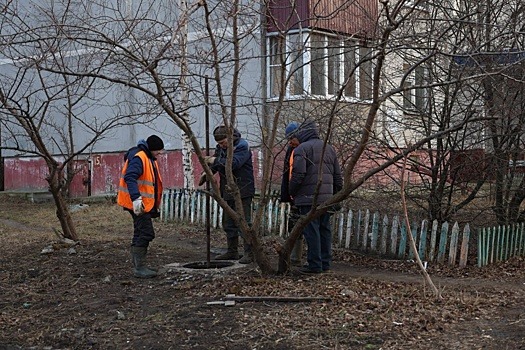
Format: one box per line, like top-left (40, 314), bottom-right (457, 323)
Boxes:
top-left (47, 166), bottom-right (79, 241)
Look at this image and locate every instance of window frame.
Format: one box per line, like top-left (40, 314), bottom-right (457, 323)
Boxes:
top-left (402, 64), bottom-right (430, 113)
top-left (266, 30), bottom-right (374, 101)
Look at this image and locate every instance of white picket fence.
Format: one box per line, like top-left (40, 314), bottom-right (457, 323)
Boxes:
top-left (160, 188), bottom-right (287, 234)
top-left (160, 189), bottom-right (473, 266)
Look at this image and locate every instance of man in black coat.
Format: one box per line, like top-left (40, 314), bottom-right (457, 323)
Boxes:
top-left (289, 120), bottom-right (343, 273)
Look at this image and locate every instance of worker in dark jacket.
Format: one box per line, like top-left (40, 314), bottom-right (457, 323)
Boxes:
top-left (289, 120), bottom-right (343, 273)
top-left (202, 126), bottom-right (255, 263)
top-left (117, 135), bottom-right (164, 278)
top-left (281, 122), bottom-right (303, 266)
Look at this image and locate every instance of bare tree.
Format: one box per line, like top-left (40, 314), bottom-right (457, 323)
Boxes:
top-left (1, 0), bottom-right (522, 274)
top-left (0, 3), bottom-right (151, 240)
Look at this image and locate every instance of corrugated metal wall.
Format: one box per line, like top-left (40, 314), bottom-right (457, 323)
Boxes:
top-left (267, 0), bottom-right (378, 38)
top-left (3, 150), bottom-right (264, 197)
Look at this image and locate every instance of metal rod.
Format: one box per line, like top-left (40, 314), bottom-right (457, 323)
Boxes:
top-left (205, 76), bottom-right (211, 267)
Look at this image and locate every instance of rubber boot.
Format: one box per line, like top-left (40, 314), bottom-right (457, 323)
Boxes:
top-left (215, 237), bottom-right (240, 260)
top-left (290, 235), bottom-right (304, 267)
top-left (131, 246), bottom-right (158, 278)
top-left (238, 241), bottom-right (253, 264)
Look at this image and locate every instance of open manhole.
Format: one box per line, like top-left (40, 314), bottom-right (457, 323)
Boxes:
top-left (182, 261), bottom-right (235, 269)
top-left (164, 260), bottom-right (246, 274)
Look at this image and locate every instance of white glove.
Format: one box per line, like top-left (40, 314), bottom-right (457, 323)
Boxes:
top-left (204, 156), bottom-right (216, 165)
top-left (132, 197), bottom-right (145, 215)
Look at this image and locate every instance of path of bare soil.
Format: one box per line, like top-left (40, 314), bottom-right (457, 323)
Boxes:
top-left (0, 197), bottom-right (523, 349)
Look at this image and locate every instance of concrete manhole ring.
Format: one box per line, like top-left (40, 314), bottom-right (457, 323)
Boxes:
top-left (164, 260), bottom-right (247, 274)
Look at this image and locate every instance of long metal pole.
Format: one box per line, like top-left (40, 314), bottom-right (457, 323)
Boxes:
top-left (205, 76), bottom-right (211, 266)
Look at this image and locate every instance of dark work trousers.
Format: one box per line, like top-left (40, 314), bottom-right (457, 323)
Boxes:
top-left (129, 211), bottom-right (155, 248)
top-left (288, 205), bottom-right (303, 262)
top-left (223, 197), bottom-right (253, 240)
top-left (297, 205), bottom-right (332, 272)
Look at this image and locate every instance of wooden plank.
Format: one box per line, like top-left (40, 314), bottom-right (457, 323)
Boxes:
top-left (481, 228), bottom-right (492, 266)
top-left (337, 210), bottom-right (345, 248)
top-left (370, 212), bottom-right (379, 252)
top-left (497, 225), bottom-right (504, 261)
top-left (190, 191), bottom-right (196, 224)
top-left (518, 223), bottom-right (525, 256)
top-left (279, 203), bottom-right (287, 237)
top-left (500, 225), bottom-right (506, 261)
top-left (418, 220), bottom-right (428, 260)
top-left (181, 190), bottom-right (187, 220)
top-left (437, 221), bottom-right (449, 264)
top-left (390, 215), bottom-right (399, 256)
top-left (195, 191), bottom-right (200, 224)
top-left (489, 226), bottom-right (496, 264)
top-left (429, 220), bottom-right (438, 262)
top-left (274, 200), bottom-right (279, 235)
top-left (356, 210), bottom-right (362, 249)
top-left (380, 215), bottom-right (388, 255)
top-left (477, 228), bottom-right (483, 267)
top-left (267, 200), bottom-right (274, 234)
top-left (408, 221), bottom-right (418, 260)
top-left (516, 223), bottom-right (521, 257)
top-left (459, 224), bottom-right (470, 268)
top-left (397, 220), bottom-right (407, 259)
top-left (504, 225), bottom-right (512, 261)
top-left (215, 201), bottom-right (221, 229)
top-left (345, 210), bottom-right (353, 249)
top-left (362, 209), bottom-right (370, 251)
top-left (448, 222), bottom-right (459, 265)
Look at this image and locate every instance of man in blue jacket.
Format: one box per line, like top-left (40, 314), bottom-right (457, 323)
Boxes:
top-left (289, 120), bottom-right (343, 273)
top-left (117, 135), bottom-right (165, 278)
top-left (203, 125), bottom-right (255, 264)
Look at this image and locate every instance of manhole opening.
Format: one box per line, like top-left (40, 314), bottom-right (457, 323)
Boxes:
top-left (182, 261), bottom-right (235, 269)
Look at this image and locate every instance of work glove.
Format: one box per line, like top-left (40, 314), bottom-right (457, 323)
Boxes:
top-left (198, 172), bottom-right (207, 186)
top-left (132, 196), bottom-right (145, 215)
top-left (204, 156), bottom-right (216, 165)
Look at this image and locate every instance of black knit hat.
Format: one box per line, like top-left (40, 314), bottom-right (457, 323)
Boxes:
top-left (213, 126), bottom-right (228, 142)
top-left (146, 135), bottom-right (164, 151)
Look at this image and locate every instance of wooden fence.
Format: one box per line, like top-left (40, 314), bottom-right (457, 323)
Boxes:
top-left (160, 189), bottom-right (525, 267)
top-left (478, 224), bottom-right (525, 267)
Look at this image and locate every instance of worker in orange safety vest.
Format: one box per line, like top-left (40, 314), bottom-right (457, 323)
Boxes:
top-left (117, 135), bottom-right (164, 278)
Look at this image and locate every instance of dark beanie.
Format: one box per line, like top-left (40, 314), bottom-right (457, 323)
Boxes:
top-left (285, 122), bottom-right (299, 138)
top-left (213, 126), bottom-right (228, 142)
top-left (146, 135), bottom-right (164, 151)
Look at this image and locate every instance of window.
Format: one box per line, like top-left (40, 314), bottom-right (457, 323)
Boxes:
top-left (327, 38), bottom-right (342, 95)
top-left (403, 64), bottom-right (429, 112)
top-left (310, 34), bottom-right (326, 96)
top-left (288, 34), bottom-right (305, 96)
top-left (343, 42), bottom-right (357, 97)
top-left (359, 46), bottom-right (373, 100)
top-left (267, 31), bottom-right (374, 100)
top-left (269, 36), bottom-right (285, 97)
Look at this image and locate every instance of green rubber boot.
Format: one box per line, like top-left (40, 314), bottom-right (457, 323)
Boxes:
top-left (131, 246), bottom-right (158, 278)
top-left (214, 237), bottom-right (240, 260)
top-left (238, 241), bottom-right (253, 264)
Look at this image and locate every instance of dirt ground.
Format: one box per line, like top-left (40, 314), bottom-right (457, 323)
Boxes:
top-left (0, 195), bottom-right (524, 350)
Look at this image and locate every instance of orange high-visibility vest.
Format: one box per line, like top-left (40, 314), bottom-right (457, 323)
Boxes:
top-left (117, 150), bottom-right (163, 212)
top-left (289, 149), bottom-right (294, 180)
